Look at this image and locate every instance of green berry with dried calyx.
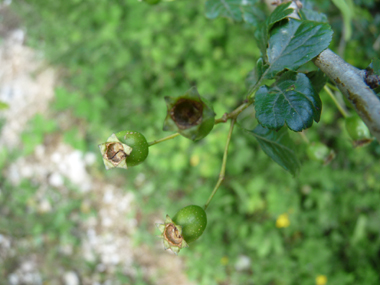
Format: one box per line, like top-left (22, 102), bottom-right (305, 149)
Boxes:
top-left (115, 130), bottom-right (149, 167)
top-left (157, 205), bottom-right (207, 254)
top-left (172, 205), bottom-right (207, 243)
top-left (163, 87), bottom-right (216, 141)
top-left (98, 131), bottom-right (149, 170)
top-left (156, 215), bottom-right (189, 255)
top-left (306, 142), bottom-right (335, 165)
top-left (345, 115), bottom-right (373, 147)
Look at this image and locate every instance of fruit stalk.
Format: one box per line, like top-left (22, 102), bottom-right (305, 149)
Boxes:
top-left (204, 117), bottom-right (236, 210)
top-left (215, 101), bottom-right (252, 124)
top-left (148, 133), bottom-right (180, 146)
top-left (323, 86), bottom-right (349, 118)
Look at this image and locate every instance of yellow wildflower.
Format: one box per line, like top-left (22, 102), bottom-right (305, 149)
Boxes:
top-left (316, 275), bottom-right (327, 285)
top-left (190, 154), bottom-right (200, 167)
top-left (220, 256), bottom-right (229, 266)
top-left (276, 213), bottom-right (290, 228)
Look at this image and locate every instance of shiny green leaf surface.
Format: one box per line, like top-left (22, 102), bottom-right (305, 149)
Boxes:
top-left (265, 19), bottom-right (333, 79)
top-left (255, 71), bottom-right (322, 132)
top-left (249, 125), bottom-right (300, 175)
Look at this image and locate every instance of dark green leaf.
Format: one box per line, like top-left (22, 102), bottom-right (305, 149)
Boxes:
top-left (374, 87), bottom-right (380, 97)
top-left (255, 23), bottom-right (268, 58)
top-left (255, 2), bottom-right (294, 58)
top-left (255, 71), bottom-right (322, 132)
top-left (250, 125), bottom-right (300, 175)
top-left (371, 58), bottom-right (380, 75)
top-left (205, 0), bottom-right (259, 22)
top-left (205, 0), bottom-right (242, 21)
top-left (266, 2), bottom-right (294, 30)
top-left (306, 69), bottom-right (328, 94)
top-left (265, 19), bottom-right (333, 79)
top-left (299, 9), bottom-right (328, 22)
top-left (242, 4), bottom-right (265, 27)
top-left (246, 57), bottom-right (268, 90)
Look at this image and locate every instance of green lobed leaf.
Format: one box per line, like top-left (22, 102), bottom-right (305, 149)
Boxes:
top-left (266, 2), bottom-right (294, 30)
top-left (249, 125), bottom-right (300, 175)
top-left (245, 57), bottom-right (268, 90)
top-left (205, 0), bottom-right (259, 22)
top-left (255, 71), bottom-right (322, 132)
top-left (265, 19), bottom-right (333, 79)
top-left (299, 9), bottom-right (328, 23)
top-left (306, 69), bottom-right (328, 94)
top-left (255, 2), bottom-right (294, 58)
top-left (242, 4), bottom-right (265, 27)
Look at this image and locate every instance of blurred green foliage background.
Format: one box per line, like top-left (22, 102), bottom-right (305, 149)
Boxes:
top-left (1, 0), bottom-right (380, 284)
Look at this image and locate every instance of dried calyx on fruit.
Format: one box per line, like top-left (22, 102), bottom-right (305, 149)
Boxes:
top-left (163, 87), bottom-right (216, 141)
top-left (157, 205), bottom-right (207, 254)
top-left (156, 215), bottom-right (189, 255)
top-left (98, 131), bottom-right (149, 169)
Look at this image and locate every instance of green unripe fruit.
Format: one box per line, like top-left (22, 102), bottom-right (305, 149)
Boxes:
top-left (307, 142), bottom-right (329, 163)
top-left (115, 130), bottom-right (149, 167)
top-left (163, 87), bottom-right (216, 141)
top-left (345, 115), bottom-right (371, 141)
top-left (172, 205), bottom-right (207, 243)
top-left (157, 205), bottom-right (207, 254)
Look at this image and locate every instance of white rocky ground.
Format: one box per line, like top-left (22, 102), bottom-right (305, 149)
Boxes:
top-left (0, 3), bottom-right (194, 285)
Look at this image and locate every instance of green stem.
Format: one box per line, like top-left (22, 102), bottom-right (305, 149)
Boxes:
top-left (324, 85), bottom-right (349, 118)
top-left (326, 82), bottom-right (339, 91)
top-left (148, 133), bottom-right (180, 146)
top-left (204, 118), bottom-right (236, 211)
top-left (215, 100), bottom-right (253, 124)
top-left (299, 131), bottom-right (310, 144)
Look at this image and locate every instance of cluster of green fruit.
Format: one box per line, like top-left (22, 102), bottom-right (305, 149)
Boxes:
top-left (98, 85), bottom-right (374, 254)
top-left (98, 87), bottom-right (213, 254)
top-left (307, 114), bottom-right (372, 164)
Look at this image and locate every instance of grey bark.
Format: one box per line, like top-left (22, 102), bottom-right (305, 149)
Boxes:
top-left (265, 0), bottom-right (380, 141)
top-left (314, 49), bottom-right (380, 141)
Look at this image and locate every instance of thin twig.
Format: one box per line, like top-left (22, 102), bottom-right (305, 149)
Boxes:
top-left (148, 133), bottom-right (180, 146)
top-left (323, 86), bottom-right (349, 118)
top-left (204, 118), bottom-right (236, 211)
